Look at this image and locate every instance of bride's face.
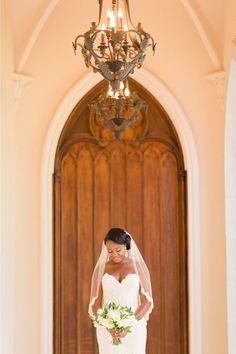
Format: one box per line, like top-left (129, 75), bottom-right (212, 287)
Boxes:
top-left (106, 240), bottom-right (126, 263)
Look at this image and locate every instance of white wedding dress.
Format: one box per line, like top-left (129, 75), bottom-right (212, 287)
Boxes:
top-left (96, 273), bottom-right (147, 354)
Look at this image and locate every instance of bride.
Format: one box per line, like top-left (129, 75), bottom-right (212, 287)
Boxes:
top-left (88, 228), bottom-right (153, 354)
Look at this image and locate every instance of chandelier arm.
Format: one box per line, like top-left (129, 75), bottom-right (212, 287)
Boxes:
top-left (97, 0), bottom-right (103, 26)
top-left (84, 33), bottom-right (107, 60)
top-left (84, 31), bottom-right (108, 60)
top-left (124, 0), bottom-right (136, 29)
top-left (127, 29), bottom-right (145, 44)
top-left (117, 35), bottom-right (129, 59)
top-left (93, 50), bottom-right (106, 60)
top-left (114, 30), bottom-right (153, 61)
top-left (126, 49), bottom-right (144, 62)
top-left (72, 34), bottom-right (86, 54)
top-left (127, 31), bottom-right (149, 58)
top-left (116, 47), bottom-right (126, 60)
top-left (93, 50), bottom-right (111, 61)
top-left (116, 48), bottom-right (122, 61)
top-left (89, 62), bottom-right (100, 72)
top-left (104, 118), bottom-right (117, 132)
top-left (86, 56), bottom-right (108, 72)
top-left (88, 48), bottom-right (104, 62)
top-left (90, 30), bottom-right (104, 41)
top-left (150, 37), bottom-right (157, 53)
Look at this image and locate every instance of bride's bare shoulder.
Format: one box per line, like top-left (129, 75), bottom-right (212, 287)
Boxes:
top-left (124, 259), bottom-right (135, 272)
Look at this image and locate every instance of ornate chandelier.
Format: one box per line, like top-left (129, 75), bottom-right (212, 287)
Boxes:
top-left (90, 80), bottom-right (147, 139)
top-left (72, 0), bottom-right (156, 91)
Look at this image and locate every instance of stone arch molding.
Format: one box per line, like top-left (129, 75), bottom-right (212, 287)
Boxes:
top-left (225, 38), bottom-right (236, 354)
top-left (40, 68), bottom-right (202, 354)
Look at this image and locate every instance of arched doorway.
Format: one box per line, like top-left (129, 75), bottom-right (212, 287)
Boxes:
top-left (53, 79), bottom-right (188, 354)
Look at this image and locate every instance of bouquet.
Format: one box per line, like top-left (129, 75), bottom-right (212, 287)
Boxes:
top-left (89, 302), bottom-right (136, 345)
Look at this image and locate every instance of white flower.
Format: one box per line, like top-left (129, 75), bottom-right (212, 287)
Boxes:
top-left (108, 309), bottom-right (121, 321)
top-left (89, 302), bottom-right (136, 338)
top-left (93, 321), bottom-right (102, 328)
top-left (97, 308), bottom-right (103, 315)
top-left (116, 318), bottom-right (132, 328)
top-left (97, 316), bottom-right (114, 329)
top-left (96, 315), bottom-right (104, 323)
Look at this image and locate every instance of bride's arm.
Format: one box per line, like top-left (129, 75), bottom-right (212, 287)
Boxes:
top-left (91, 285), bottom-right (103, 315)
top-left (135, 290), bottom-right (152, 320)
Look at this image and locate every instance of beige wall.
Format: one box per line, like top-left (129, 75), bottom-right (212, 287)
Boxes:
top-left (1, 2), bottom-right (15, 354)
top-left (1, 0), bottom-right (236, 353)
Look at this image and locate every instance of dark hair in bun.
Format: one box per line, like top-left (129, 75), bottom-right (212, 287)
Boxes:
top-left (104, 228), bottom-right (131, 250)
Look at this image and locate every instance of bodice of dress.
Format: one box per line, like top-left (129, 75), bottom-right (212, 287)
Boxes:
top-left (102, 273), bottom-right (140, 311)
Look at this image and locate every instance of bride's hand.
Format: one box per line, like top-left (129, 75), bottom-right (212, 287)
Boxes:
top-left (108, 329), bottom-right (127, 339)
top-left (116, 331), bottom-right (127, 338)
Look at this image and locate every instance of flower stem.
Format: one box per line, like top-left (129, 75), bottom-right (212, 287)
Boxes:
top-left (112, 337), bottom-right (122, 345)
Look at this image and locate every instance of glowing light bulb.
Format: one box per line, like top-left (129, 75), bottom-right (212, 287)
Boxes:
top-left (118, 8), bottom-right (123, 18)
top-left (101, 23), bottom-right (106, 32)
top-left (108, 86), bottom-right (113, 96)
top-left (124, 87), bottom-right (130, 97)
top-left (110, 13), bottom-right (116, 28)
top-left (114, 92), bottom-right (119, 99)
top-left (120, 81), bottom-right (125, 89)
top-left (117, 8), bottom-right (123, 28)
top-left (106, 9), bottom-right (112, 18)
top-left (123, 24), bottom-right (128, 32)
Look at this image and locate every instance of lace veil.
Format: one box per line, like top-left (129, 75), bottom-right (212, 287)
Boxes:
top-left (88, 231), bottom-right (153, 321)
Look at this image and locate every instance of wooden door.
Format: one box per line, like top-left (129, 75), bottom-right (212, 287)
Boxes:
top-left (54, 80), bottom-right (188, 354)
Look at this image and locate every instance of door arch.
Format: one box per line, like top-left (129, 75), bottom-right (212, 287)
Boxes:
top-left (53, 79), bottom-right (188, 354)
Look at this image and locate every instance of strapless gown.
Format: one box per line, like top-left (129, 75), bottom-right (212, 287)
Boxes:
top-left (96, 273), bottom-right (147, 354)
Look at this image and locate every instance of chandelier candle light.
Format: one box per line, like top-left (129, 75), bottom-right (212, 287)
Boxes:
top-left (72, 0), bottom-right (156, 92)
